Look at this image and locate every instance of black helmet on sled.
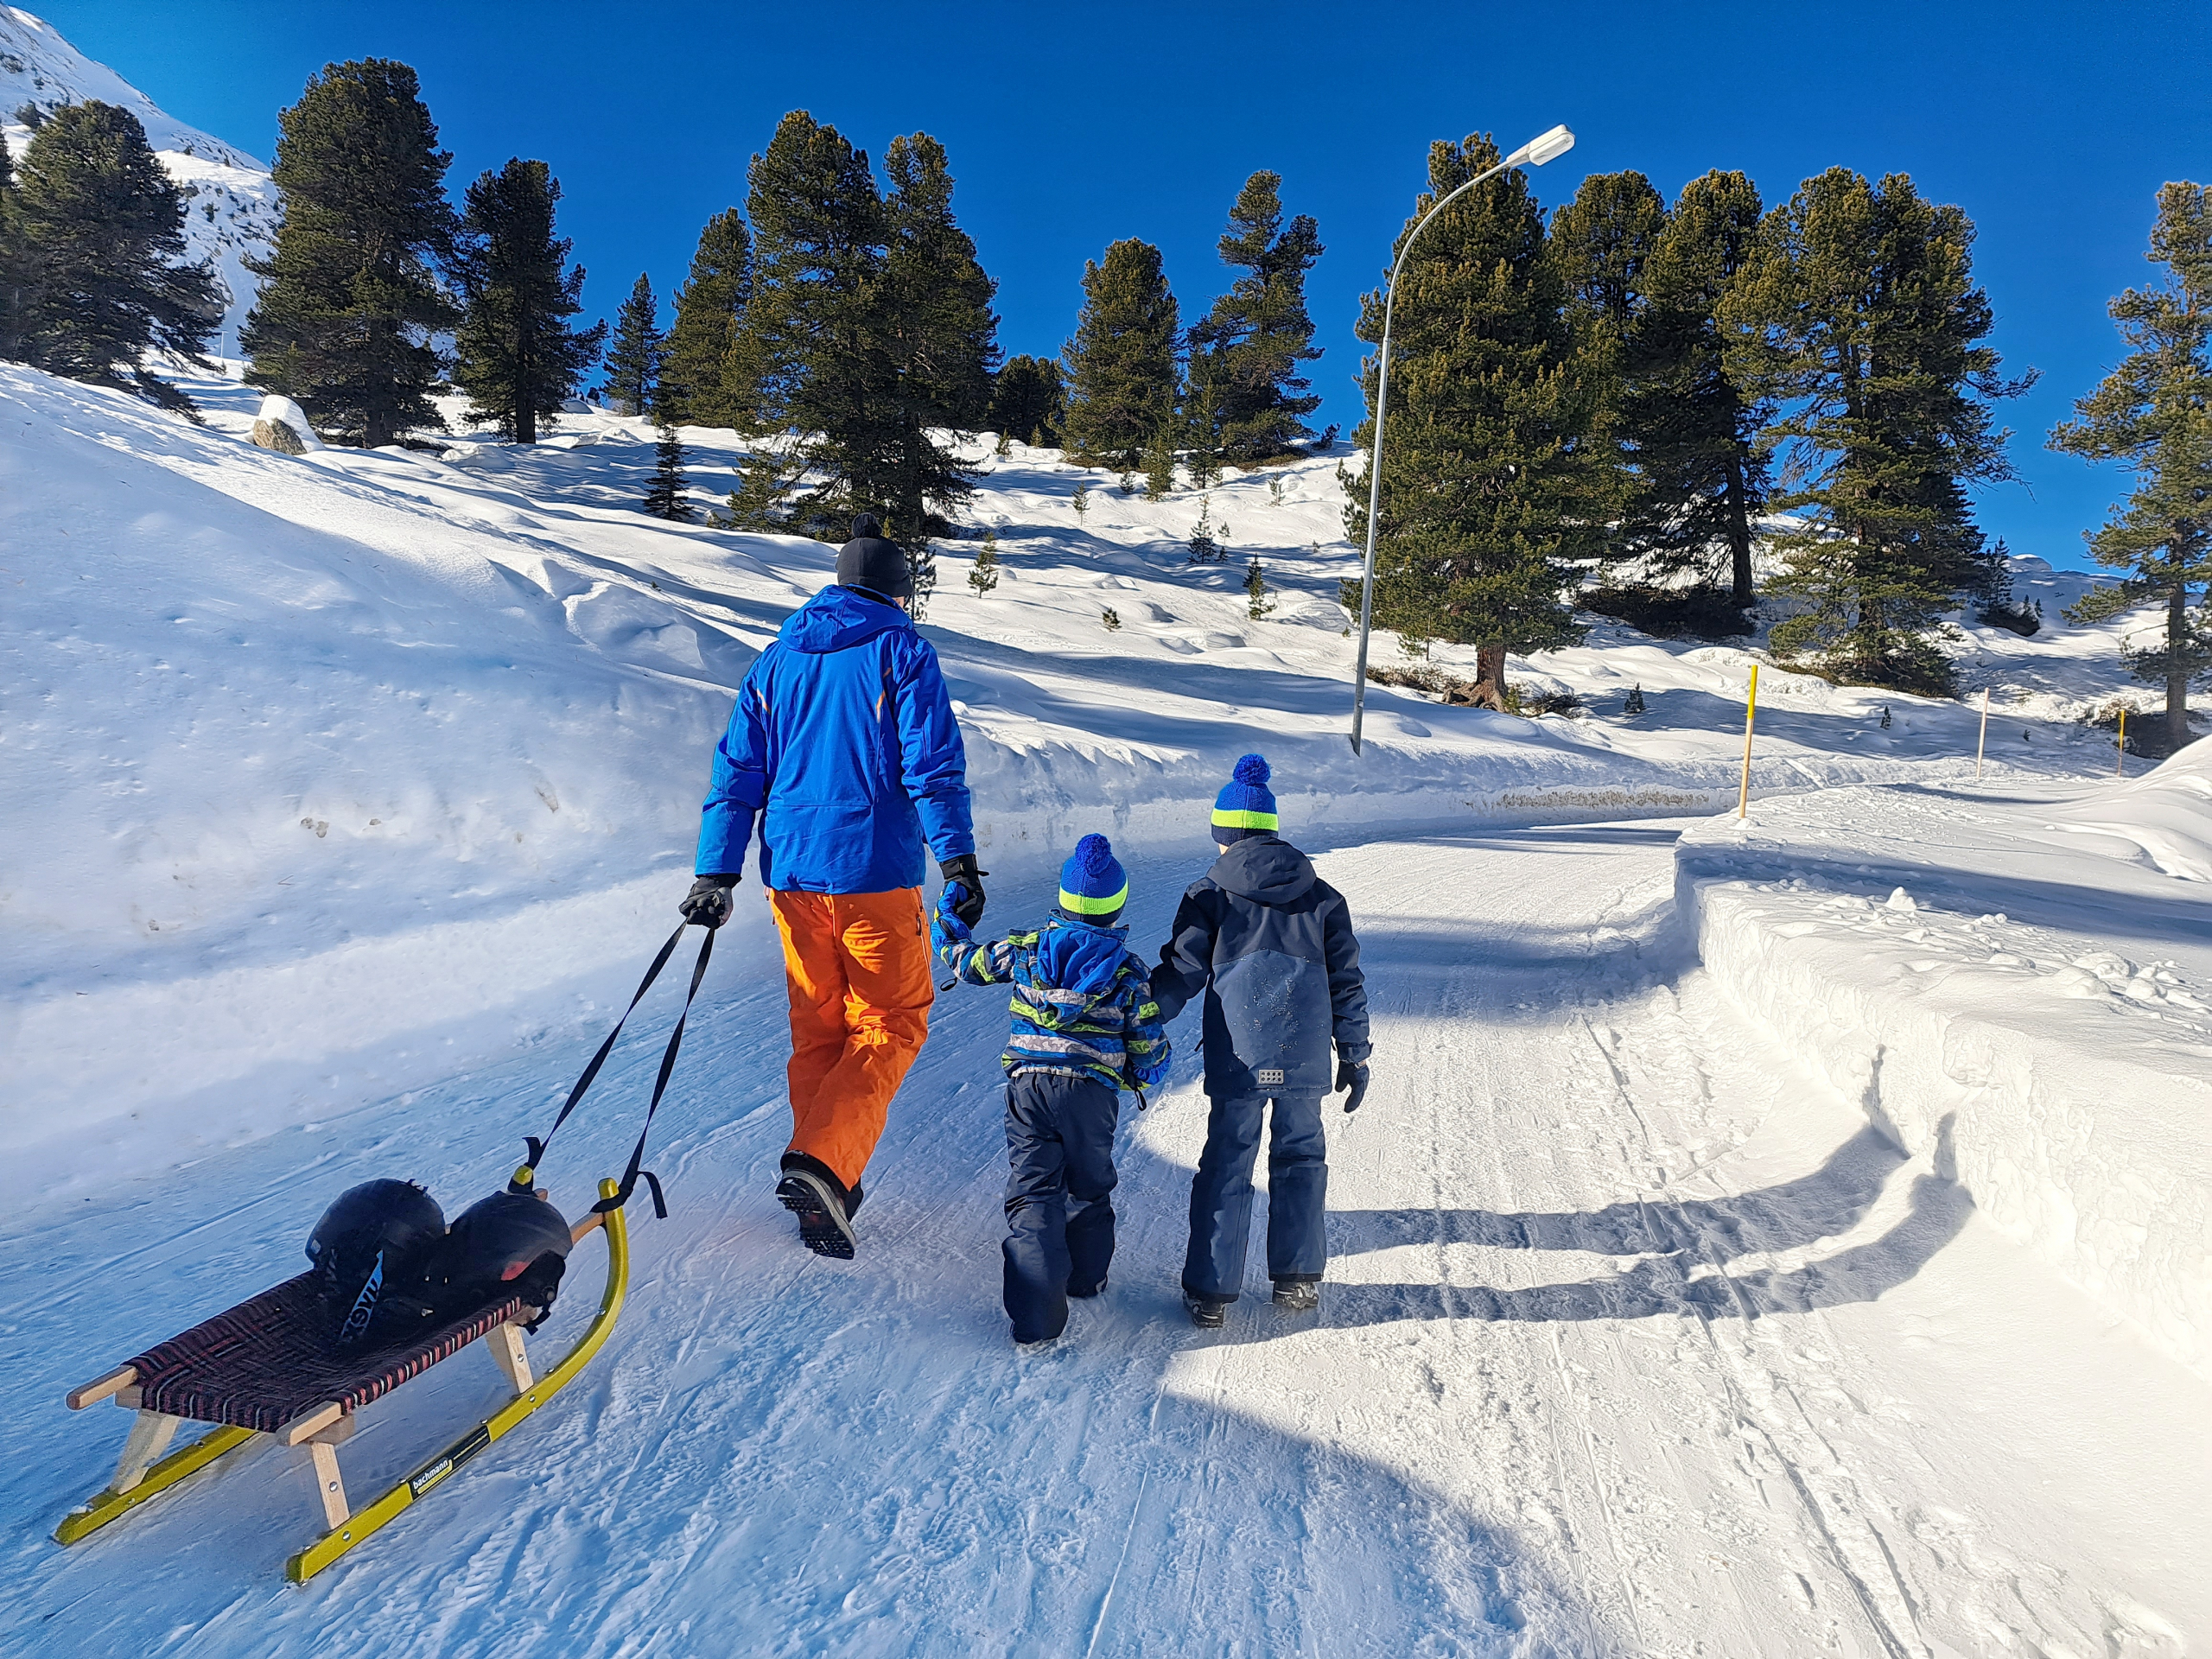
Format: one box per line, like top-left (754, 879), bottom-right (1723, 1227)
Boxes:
top-left (306, 1179), bottom-right (448, 1349)
top-left (429, 1191), bottom-right (575, 1328)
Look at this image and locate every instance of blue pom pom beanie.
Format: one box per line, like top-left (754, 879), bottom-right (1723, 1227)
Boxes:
top-left (1212, 753), bottom-right (1279, 844)
top-left (1058, 833), bottom-right (1129, 920)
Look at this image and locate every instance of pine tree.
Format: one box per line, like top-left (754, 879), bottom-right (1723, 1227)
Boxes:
top-left (907, 540), bottom-right (939, 620)
top-left (1187, 171), bottom-right (1324, 461)
top-left (2050, 181), bottom-right (2212, 750)
top-left (1187, 497), bottom-right (1220, 562)
top-left (874, 130), bottom-right (998, 535)
top-left (0, 138), bottom-right (25, 360)
top-left (1724, 168), bottom-right (2029, 694)
top-left (969, 532), bottom-right (1001, 594)
top-left (604, 272), bottom-right (662, 416)
top-left (640, 421), bottom-right (692, 519)
top-left (988, 353), bottom-right (1065, 444)
top-left (1061, 238), bottom-right (1180, 468)
top-left (1548, 170), bottom-right (1667, 565)
top-left (1343, 133), bottom-right (1609, 709)
top-left (1245, 554), bottom-right (1274, 618)
top-left (1183, 361), bottom-right (1224, 489)
top-left (739, 111), bottom-right (887, 532)
top-left (242, 60), bottom-right (455, 447)
top-left (662, 208), bottom-right (753, 427)
top-left (452, 158), bottom-right (605, 443)
top-left (1144, 424), bottom-right (1177, 499)
top-left (4, 101), bottom-right (219, 411)
top-left (1637, 170), bottom-right (1772, 603)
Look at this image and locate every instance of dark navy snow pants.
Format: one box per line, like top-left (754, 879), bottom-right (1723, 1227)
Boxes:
top-left (1183, 1090), bottom-right (1328, 1304)
top-left (1003, 1071), bottom-right (1121, 1343)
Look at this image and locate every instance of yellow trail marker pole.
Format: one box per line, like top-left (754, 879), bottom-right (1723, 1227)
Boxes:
top-left (2117, 708), bottom-right (2126, 778)
top-left (1976, 687), bottom-right (1990, 780)
top-left (1738, 664), bottom-right (1759, 819)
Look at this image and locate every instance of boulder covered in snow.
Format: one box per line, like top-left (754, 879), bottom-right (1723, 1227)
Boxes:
top-left (250, 393), bottom-right (321, 454)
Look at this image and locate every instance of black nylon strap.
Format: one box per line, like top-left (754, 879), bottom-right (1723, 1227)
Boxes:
top-left (522, 925), bottom-right (685, 1185)
top-left (594, 926), bottom-right (715, 1217)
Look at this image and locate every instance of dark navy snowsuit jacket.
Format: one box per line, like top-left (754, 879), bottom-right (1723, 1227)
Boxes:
top-left (1149, 836), bottom-right (1371, 1097)
top-left (695, 585), bottom-right (974, 891)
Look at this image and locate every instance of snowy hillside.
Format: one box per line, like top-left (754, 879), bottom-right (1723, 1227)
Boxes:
top-left (1, 6), bottom-right (276, 347)
top-left (3, 350), bottom-right (2207, 1656)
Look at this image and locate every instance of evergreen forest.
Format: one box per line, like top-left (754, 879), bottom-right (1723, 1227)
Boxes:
top-left (2, 57), bottom-right (2200, 712)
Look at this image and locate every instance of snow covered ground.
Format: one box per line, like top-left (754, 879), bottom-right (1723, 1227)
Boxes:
top-left (3, 349), bottom-right (2207, 1655)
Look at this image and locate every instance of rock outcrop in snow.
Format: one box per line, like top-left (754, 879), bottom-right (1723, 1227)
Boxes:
top-left (249, 391), bottom-right (320, 453)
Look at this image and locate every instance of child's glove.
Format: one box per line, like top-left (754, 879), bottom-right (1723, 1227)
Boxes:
top-left (1334, 1058), bottom-right (1370, 1115)
top-left (938, 855), bottom-right (987, 926)
top-left (932, 883), bottom-right (974, 952)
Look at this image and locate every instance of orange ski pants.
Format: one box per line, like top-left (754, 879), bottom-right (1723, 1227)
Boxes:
top-left (767, 887), bottom-right (934, 1192)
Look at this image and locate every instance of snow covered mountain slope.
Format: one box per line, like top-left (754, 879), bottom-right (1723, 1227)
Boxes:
top-left (0, 7), bottom-right (276, 346)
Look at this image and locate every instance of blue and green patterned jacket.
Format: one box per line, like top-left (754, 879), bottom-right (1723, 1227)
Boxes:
top-left (933, 894), bottom-right (1169, 1095)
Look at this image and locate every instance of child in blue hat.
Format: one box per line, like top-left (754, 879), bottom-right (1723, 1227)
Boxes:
top-left (934, 834), bottom-right (1169, 1344)
top-left (1151, 753), bottom-right (1370, 1326)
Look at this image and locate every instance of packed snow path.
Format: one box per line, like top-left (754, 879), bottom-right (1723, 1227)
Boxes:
top-left (7, 823), bottom-right (2202, 1656)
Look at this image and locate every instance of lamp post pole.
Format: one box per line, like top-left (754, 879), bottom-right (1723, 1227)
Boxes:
top-left (1349, 124), bottom-right (1577, 755)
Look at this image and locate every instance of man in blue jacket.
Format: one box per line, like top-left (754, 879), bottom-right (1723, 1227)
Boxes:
top-left (681, 516), bottom-right (982, 1259)
top-left (1150, 754), bottom-right (1370, 1325)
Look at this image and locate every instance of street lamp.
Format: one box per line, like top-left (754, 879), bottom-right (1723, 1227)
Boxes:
top-left (1348, 124), bottom-right (1577, 755)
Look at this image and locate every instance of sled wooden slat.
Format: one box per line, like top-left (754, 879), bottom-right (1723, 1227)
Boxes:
top-left (66, 1364), bottom-right (137, 1410)
top-left (279, 1402), bottom-right (346, 1447)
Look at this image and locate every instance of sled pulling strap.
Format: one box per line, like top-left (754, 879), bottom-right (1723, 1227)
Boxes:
top-left (511, 920), bottom-right (715, 1220)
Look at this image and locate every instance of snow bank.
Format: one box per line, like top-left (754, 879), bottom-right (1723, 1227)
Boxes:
top-left (1676, 778), bottom-right (2212, 1378)
top-left (2044, 734), bottom-right (2212, 881)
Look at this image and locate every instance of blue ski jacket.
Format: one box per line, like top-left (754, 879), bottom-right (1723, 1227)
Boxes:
top-left (695, 585), bottom-right (975, 892)
top-left (1149, 835), bottom-right (1370, 1097)
top-left (935, 896), bottom-right (1170, 1095)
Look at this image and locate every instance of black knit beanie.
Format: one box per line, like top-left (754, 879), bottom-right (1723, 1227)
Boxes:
top-left (836, 513), bottom-right (913, 601)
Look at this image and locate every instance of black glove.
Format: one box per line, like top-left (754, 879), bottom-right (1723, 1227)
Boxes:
top-left (938, 855), bottom-right (987, 928)
top-left (1335, 1057), bottom-right (1370, 1115)
top-left (680, 874), bottom-right (739, 929)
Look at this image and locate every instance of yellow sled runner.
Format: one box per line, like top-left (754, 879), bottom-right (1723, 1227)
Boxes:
top-left (55, 1178), bottom-right (630, 1584)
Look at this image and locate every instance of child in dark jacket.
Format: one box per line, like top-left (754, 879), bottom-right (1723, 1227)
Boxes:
top-left (1150, 754), bottom-right (1370, 1326)
top-left (934, 834), bottom-right (1170, 1344)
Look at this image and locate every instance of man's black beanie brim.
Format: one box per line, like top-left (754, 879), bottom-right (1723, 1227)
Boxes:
top-left (836, 513), bottom-right (913, 601)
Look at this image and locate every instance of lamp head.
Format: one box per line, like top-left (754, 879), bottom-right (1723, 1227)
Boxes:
top-left (1520, 124), bottom-right (1576, 167)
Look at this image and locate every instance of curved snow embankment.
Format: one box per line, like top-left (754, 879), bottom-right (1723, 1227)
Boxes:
top-left (1675, 778), bottom-right (2212, 1380)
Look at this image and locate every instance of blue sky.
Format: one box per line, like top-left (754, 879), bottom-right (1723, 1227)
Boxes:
top-left (41, 0), bottom-right (2211, 569)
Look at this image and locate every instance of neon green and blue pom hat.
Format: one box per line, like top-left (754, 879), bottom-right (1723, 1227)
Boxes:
top-left (1211, 753), bottom-right (1279, 844)
top-left (1059, 834), bottom-right (1129, 922)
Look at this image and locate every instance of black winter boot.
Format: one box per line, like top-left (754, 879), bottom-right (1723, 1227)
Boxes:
top-left (776, 1154), bottom-right (858, 1259)
top-left (1184, 1292), bottom-right (1227, 1329)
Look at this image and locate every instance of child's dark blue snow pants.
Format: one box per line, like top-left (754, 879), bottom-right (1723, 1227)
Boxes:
top-left (1182, 1090), bottom-right (1327, 1304)
top-left (1003, 1071), bottom-right (1122, 1343)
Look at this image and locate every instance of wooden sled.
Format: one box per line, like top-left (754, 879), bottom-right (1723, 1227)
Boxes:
top-left (55, 1177), bottom-right (629, 1584)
